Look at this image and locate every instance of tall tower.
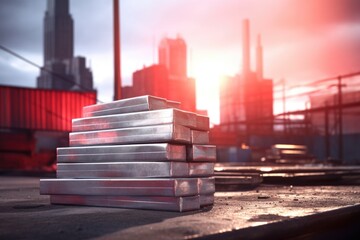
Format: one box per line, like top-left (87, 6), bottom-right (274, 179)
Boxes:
top-left (256, 34), bottom-right (263, 80)
top-left (37, 0), bottom-right (93, 91)
top-left (44, 0), bottom-right (73, 63)
top-left (158, 36), bottom-right (187, 80)
top-left (242, 19), bottom-right (251, 78)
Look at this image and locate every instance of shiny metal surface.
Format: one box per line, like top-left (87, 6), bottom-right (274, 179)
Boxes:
top-left (191, 130), bottom-right (209, 144)
top-left (187, 145), bottom-right (216, 162)
top-left (195, 114), bottom-right (210, 131)
top-left (198, 177), bottom-right (215, 194)
top-left (40, 178), bottom-right (198, 197)
top-left (50, 195), bottom-right (200, 212)
top-left (69, 124), bottom-right (191, 146)
top-left (57, 143), bottom-right (186, 163)
top-left (199, 194), bottom-right (214, 206)
top-left (73, 108), bottom-right (199, 132)
top-left (166, 100), bottom-right (181, 109)
top-left (188, 163), bottom-right (215, 177)
top-left (83, 95), bottom-right (168, 117)
top-left (57, 162), bottom-right (189, 178)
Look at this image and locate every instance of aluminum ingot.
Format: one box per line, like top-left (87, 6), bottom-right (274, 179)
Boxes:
top-left (69, 124), bottom-right (191, 146)
top-left (196, 114), bottom-right (210, 131)
top-left (40, 178), bottom-right (198, 197)
top-left (166, 100), bottom-right (181, 109)
top-left (73, 108), bottom-right (199, 132)
top-left (191, 130), bottom-right (209, 144)
top-left (83, 95), bottom-right (168, 117)
top-left (198, 177), bottom-right (215, 194)
top-left (187, 145), bottom-right (216, 162)
top-left (57, 162), bottom-right (189, 178)
top-left (57, 143), bottom-right (186, 163)
top-left (50, 195), bottom-right (200, 212)
top-left (200, 194), bottom-right (214, 207)
top-left (188, 163), bottom-right (215, 177)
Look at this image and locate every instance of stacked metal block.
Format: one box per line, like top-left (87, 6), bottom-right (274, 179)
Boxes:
top-left (40, 95), bottom-right (216, 212)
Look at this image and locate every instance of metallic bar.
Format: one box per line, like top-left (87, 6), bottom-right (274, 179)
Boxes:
top-left (57, 162), bottom-right (189, 178)
top-left (50, 195), bottom-right (200, 212)
top-left (214, 174), bottom-right (263, 191)
top-left (187, 145), bottom-right (216, 162)
top-left (73, 108), bottom-right (197, 132)
top-left (200, 194), bottom-right (214, 207)
top-left (83, 95), bottom-right (168, 117)
top-left (69, 124), bottom-right (191, 146)
top-left (188, 163), bottom-right (215, 177)
top-left (191, 130), bottom-right (209, 144)
top-left (40, 178), bottom-right (198, 197)
top-left (198, 177), bottom-right (215, 194)
top-left (57, 143), bottom-right (186, 163)
top-left (166, 100), bottom-right (181, 109)
top-left (196, 114), bottom-right (210, 131)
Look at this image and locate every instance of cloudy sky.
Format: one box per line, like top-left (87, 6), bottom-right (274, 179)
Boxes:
top-left (0, 0), bottom-right (360, 123)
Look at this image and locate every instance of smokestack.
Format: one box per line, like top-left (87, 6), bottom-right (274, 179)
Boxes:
top-left (113, 0), bottom-right (122, 100)
top-left (256, 34), bottom-right (263, 80)
top-left (242, 19), bottom-right (250, 78)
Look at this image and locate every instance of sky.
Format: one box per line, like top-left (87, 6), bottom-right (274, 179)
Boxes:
top-left (0, 0), bottom-right (360, 124)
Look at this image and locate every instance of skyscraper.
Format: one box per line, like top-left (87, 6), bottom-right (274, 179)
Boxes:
top-left (44, 0), bottom-right (73, 63)
top-left (158, 36), bottom-right (187, 81)
top-left (37, 0), bottom-right (93, 91)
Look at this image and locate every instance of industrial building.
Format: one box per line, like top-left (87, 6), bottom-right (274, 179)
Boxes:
top-left (214, 19), bottom-right (273, 147)
top-left (123, 36), bottom-right (196, 112)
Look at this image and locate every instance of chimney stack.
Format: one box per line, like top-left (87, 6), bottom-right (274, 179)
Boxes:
top-left (256, 34), bottom-right (263, 80)
top-left (242, 19), bottom-right (251, 78)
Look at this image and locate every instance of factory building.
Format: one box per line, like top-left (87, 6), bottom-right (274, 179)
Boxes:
top-left (217, 19), bottom-right (273, 144)
top-left (123, 36), bottom-right (196, 112)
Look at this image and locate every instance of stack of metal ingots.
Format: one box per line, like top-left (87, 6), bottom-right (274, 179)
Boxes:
top-left (40, 95), bottom-right (216, 212)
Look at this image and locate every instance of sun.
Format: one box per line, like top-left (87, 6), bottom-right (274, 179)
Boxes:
top-left (191, 56), bottom-right (237, 125)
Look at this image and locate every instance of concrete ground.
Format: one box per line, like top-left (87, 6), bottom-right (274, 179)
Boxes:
top-left (0, 175), bottom-right (359, 239)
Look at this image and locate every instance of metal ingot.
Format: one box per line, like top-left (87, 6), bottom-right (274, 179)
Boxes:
top-left (187, 145), bottom-right (216, 162)
top-left (57, 143), bottom-right (186, 163)
top-left (83, 95), bottom-right (168, 117)
top-left (198, 177), bottom-right (215, 194)
top-left (69, 124), bottom-right (191, 146)
top-left (40, 178), bottom-right (198, 197)
top-left (191, 130), bottom-right (209, 144)
top-left (188, 162), bottom-right (215, 177)
top-left (57, 162), bottom-right (189, 178)
top-left (73, 108), bottom-right (207, 132)
top-left (50, 195), bottom-right (200, 212)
